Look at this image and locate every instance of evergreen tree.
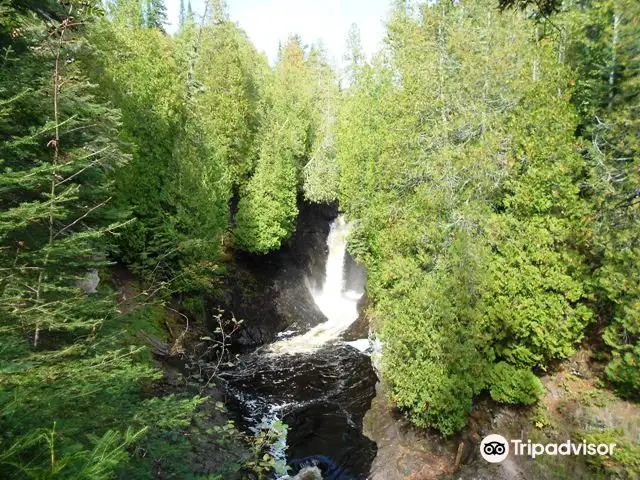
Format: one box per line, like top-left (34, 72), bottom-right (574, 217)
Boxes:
top-left (89, 0), bottom-right (230, 291)
top-left (194, 14), bottom-right (267, 187)
top-left (480, 46), bottom-right (592, 369)
top-left (499, 0), bottom-right (640, 410)
top-left (187, 0), bottom-right (194, 23)
top-left (145, 0), bottom-right (167, 30)
top-left (344, 23), bottom-right (365, 84)
top-left (234, 36), bottom-right (315, 253)
top-left (595, 0), bottom-right (640, 397)
top-left (336, 0), bottom-right (591, 433)
top-left (562, 0), bottom-right (640, 396)
top-left (0, 0), bottom-right (127, 350)
top-left (0, 1), bottom-right (203, 476)
top-left (302, 43), bottom-right (340, 204)
top-left (2, 0), bottom-right (637, 471)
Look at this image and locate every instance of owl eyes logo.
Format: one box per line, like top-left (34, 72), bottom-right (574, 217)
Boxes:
top-left (483, 441), bottom-right (507, 456)
top-left (480, 434), bottom-right (509, 463)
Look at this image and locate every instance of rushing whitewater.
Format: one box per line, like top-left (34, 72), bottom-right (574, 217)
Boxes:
top-left (224, 212), bottom-right (377, 478)
top-left (269, 215), bottom-right (364, 354)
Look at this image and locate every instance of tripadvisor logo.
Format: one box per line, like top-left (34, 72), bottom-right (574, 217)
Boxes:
top-left (480, 434), bottom-right (509, 463)
top-left (480, 434), bottom-right (616, 463)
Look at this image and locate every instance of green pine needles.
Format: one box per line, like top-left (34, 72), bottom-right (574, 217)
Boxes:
top-left (1, 0), bottom-right (639, 476)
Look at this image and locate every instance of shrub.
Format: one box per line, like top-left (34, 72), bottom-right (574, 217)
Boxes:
top-left (489, 362), bottom-right (545, 405)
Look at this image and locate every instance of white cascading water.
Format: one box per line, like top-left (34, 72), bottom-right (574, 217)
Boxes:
top-left (269, 215), bottom-right (364, 354)
top-left (233, 216), bottom-right (373, 478)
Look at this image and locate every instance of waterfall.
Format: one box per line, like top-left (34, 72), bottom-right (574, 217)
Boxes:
top-left (269, 215), bottom-right (364, 354)
top-left (312, 216), bottom-right (361, 329)
top-left (319, 216), bottom-right (350, 302)
top-left (224, 213), bottom-right (377, 478)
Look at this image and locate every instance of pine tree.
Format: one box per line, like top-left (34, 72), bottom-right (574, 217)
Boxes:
top-left (595, 0), bottom-right (640, 397)
top-left (145, 0), bottom-right (167, 30)
top-left (194, 14), bottom-right (266, 187)
top-left (187, 0), bottom-right (194, 23)
top-left (302, 44), bottom-right (340, 204)
top-left (480, 40), bottom-right (592, 369)
top-left (89, 1), bottom-right (230, 291)
top-left (0, 1), bottom-right (159, 476)
top-left (234, 36), bottom-right (315, 253)
top-left (563, 0), bottom-right (640, 396)
top-left (344, 23), bottom-right (365, 84)
top-left (0, 4), bottom-right (212, 477)
top-left (0, 0), bottom-right (128, 349)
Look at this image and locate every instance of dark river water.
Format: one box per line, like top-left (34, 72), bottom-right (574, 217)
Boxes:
top-left (221, 215), bottom-right (378, 479)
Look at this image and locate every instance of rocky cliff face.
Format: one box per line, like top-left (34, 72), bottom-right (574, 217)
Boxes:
top-left (210, 202), bottom-right (338, 350)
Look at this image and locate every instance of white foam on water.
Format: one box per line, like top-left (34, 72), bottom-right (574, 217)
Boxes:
top-left (345, 338), bottom-right (371, 353)
top-left (276, 329), bottom-right (298, 338)
top-left (269, 215), bottom-right (364, 354)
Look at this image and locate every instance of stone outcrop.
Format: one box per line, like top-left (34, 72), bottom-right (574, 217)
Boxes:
top-left (211, 202), bottom-right (337, 349)
top-left (289, 466), bottom-right (323, 480)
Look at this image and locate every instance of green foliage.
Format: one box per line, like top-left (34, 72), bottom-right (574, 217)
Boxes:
top-left (233, 38), bottom-right (307, 253)
top-left (244, 419), bottom-right (288, 479)
top-left (593, 7), bottom-right (640, 397)
top-left (87, 1), bottom-right (237, 292)
top-left (144, 0), bottom-right (167, 30)
top-left (557, 0), bottom-right (640, 395)
top-left (195, 19), bottom-right (266, 186)
top-left (337, 0), bottom-right (592, 433)
top-left (235, 36), bottom-right (335, 252)
top-left (604, 341), bottom-right (640, 398)
top-left (481, 75), bottom-right (592, 368)
top-left (234, 123), bottom-right (300, 253)
top-left (302, 45), bottom-right (340, 204)
top-left (580, 429), bottom-right (640, 479)
top-left (3, 0), bottom-right (639, 472)
top-left (498, 0), bottom-right (562, 17)
top-left (379, 229), bottom-right (492, 434)
top-left (335, 0), bottom-right (640, 435)
top-left (489, 362), bottom-right (545, 405)
top-left (0, 2), bottom-right (129, 342)
top-left (0, 423), bottom-right (146, 480)
top-left (0, 3), bottom-right (207, 477)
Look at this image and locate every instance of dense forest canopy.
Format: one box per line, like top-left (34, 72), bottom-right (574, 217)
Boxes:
top-left (0, 0), bottom-right (638, 478)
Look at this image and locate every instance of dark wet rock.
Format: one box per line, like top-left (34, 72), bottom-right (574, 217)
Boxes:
top-left (340, 293), bottom-right (369, 342)
top-left (210, 202), bottom-right (337, 349)
top-left (222, 344), bottom-right (378, 478)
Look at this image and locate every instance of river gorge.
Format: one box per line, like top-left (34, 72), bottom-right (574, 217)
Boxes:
top-left (218, 208), bottom-right (377, 478)
top-left (201, 204), bottom-right (640, 480)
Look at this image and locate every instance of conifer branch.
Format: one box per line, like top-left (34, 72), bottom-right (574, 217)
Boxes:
top-left (53, 196), bottom-right (112, 239)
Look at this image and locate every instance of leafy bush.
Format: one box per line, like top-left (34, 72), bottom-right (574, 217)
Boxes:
top-left (605, 345), bottom-right (640, 398)
top-left (489, 362), bottom-right (545, 405)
